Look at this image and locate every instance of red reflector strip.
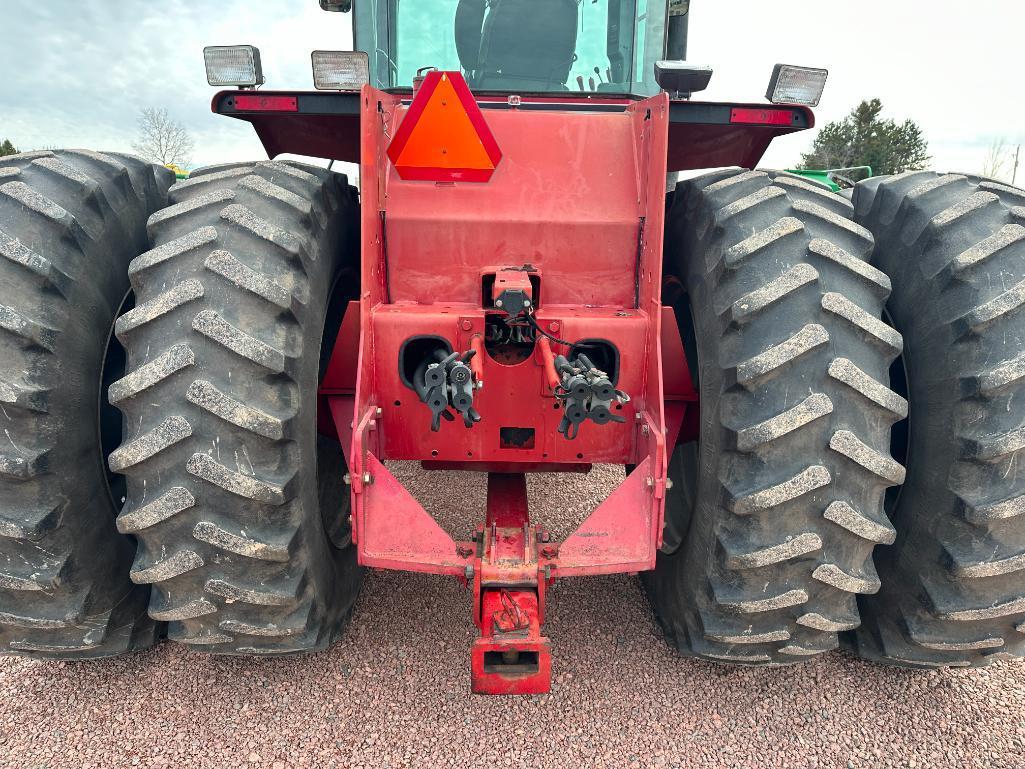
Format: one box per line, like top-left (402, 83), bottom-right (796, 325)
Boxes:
top-left (730, 107), bottom-right (795, 126)
top-left (232, 95), bottom-right (298, 112)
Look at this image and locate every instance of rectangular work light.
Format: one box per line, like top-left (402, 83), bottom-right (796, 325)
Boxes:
top-left (312, 51), bottom-right (370, 91)
top-left (204, 45), bottom-right (265, 88)
top-left (654, 61), bottom-right (713, 97)
top-left (766, 64), bottom-right (828, 107)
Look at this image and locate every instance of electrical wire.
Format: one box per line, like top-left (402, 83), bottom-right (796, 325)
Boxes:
top-left (522, 312), bottom-right (597, 349)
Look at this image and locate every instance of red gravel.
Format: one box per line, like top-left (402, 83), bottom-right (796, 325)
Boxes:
top-left (1, 467), bottom-right (1024, 769)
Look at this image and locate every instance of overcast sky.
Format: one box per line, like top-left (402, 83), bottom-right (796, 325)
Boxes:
top-left (2, 1), bottom-right (1023, 181)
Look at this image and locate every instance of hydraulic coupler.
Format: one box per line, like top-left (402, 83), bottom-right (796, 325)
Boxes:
top-left (552, 353), bottom-right (630, 439)
top-left (414, 348), bottom-right (482, 431)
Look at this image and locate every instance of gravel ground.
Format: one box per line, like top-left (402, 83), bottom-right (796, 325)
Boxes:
top-left (2, 466), bottom-right (1024, 769)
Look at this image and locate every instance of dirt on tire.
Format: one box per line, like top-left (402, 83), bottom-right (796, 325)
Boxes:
top-left (645, 169), bottom-right (906, 663)
top-left (849, 172), bottom-right (1025, 666)
top-left (111, 160), bottom-right (362, 653)
top-left (0, 150), bottom-right (172, 658)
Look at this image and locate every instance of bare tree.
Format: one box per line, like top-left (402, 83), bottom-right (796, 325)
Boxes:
top-left (132, 107), bottom-right (194, 168)
top-left (982, 137), bottom-right (1009, 181)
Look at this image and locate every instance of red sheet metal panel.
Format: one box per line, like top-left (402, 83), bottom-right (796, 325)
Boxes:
top-left (381, 105), bottom-right (643, 307)
top-left (342, 85), bottom-right (670, 580)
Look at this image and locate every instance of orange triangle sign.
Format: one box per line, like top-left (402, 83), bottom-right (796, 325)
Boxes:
top-left (387, 71), bottom-right (502, 182)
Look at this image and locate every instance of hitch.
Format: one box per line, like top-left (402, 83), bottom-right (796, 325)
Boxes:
top-left (470, 474), bottom-right (552, 695)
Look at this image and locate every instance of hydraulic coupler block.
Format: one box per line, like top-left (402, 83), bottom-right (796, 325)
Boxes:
top-left (414, 349), bottom-right (482, 431)
top-left (552, 353), bottom-right (630, 440)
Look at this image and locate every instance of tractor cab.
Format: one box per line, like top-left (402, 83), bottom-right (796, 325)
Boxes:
top-left (351, 0), bottom-right (669, 95)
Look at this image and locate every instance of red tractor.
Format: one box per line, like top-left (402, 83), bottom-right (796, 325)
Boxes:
top-left (2, 1), bottom-right (1023, 694)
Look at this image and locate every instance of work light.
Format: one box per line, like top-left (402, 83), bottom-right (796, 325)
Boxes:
top-left (654, 61), bottom-right (713, 97)
top-left (311, 51), bottom-right (370, 91)
top-left (204, 45), bottom-right (265, 88)
top-left (766, 64), bottom-right (828, 107)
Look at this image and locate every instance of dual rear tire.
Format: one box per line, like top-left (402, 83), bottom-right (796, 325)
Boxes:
top-left (111, 161), bottom-right (362, 653)
top-left (649, 168), bottom-right (1025, 668)
top-left (3, 154), bottom-right (1024, 669)
top-left (0, 155), bottom-right (362, 659)
top-left (646, 169), bottom-right (905, 663)
top-left (0, 150), bottom-right (172, 657)
top-left (850, 173), bottom-right (1025, 666)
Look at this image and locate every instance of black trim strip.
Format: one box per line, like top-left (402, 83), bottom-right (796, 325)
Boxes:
top-left (215, 90), bottom-right (809, 128)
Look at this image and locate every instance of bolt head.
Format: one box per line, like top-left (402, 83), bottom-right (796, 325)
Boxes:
top-left (548, 321), bottom-right (560, 333)
top-left (495, 299), bottom-right (504, 308)
top-left (461, 319), bottom-right (473, 331)
top-left (362, 472), bottom-right (373, 484)
top-left (375, 407), bottom-right (383, 417)
top-left (645, 476), bottom-right (654, 488)
top-left (343, 473), bottom-right (352, 485)
top-left (665, 477), bottom-right (674, 490)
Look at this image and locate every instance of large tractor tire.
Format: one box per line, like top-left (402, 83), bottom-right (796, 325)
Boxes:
top-left (112, 160), bottom-right (362, 653)
top-left (645, 169), bottom-right (906, 663)
top-left (0, 150), bottom-right (172, 657)
top-left (849, 172), bottom-right (1025, 666)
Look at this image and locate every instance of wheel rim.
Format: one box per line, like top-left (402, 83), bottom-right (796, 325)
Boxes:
top-left (660, 294), bottom-right (700, 555)
top-left (882, 306), bottom-right (910, 520)
top-left (318, 270), bottom-right (355, 550)
top-left (97, 289), bottom-right (133, 516)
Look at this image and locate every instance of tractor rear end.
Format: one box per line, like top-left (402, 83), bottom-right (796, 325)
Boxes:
top-left (2, 0), bottom-right (1025, 694)
top-left (334, 75), bottom-right (674, 693)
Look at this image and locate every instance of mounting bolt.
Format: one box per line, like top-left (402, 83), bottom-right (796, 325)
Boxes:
top-left (645, 476), bottom-right (654, 488)
top-left (541, 545), bottom-right (559, 559)
top-left (524, 299), bottom-right (532, 308)
top-left (666, 477), bottom-right (674, 490)
top-left (375, 407), bottom-right (383, 417)
top-left (495, 299), bottom-right (504, 308)
top-left (343, 473), bottom-right (352, 485)
top-left (456, 545), bottom-right (474, 558)
top-left (641, 425), bottom-right (650, 437)
top-left (368, 419), bottom-right (377, 431)
top-left (548, 321), bottom-right (560, 333)
top-left (461, 319), bottom-right (473, 331)
top-left (635, 412), bottom-right (643, 422)
top-left (362, 471), bottom-right (373, 485)
top-left (464, 564), bottom-right (474, 580)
